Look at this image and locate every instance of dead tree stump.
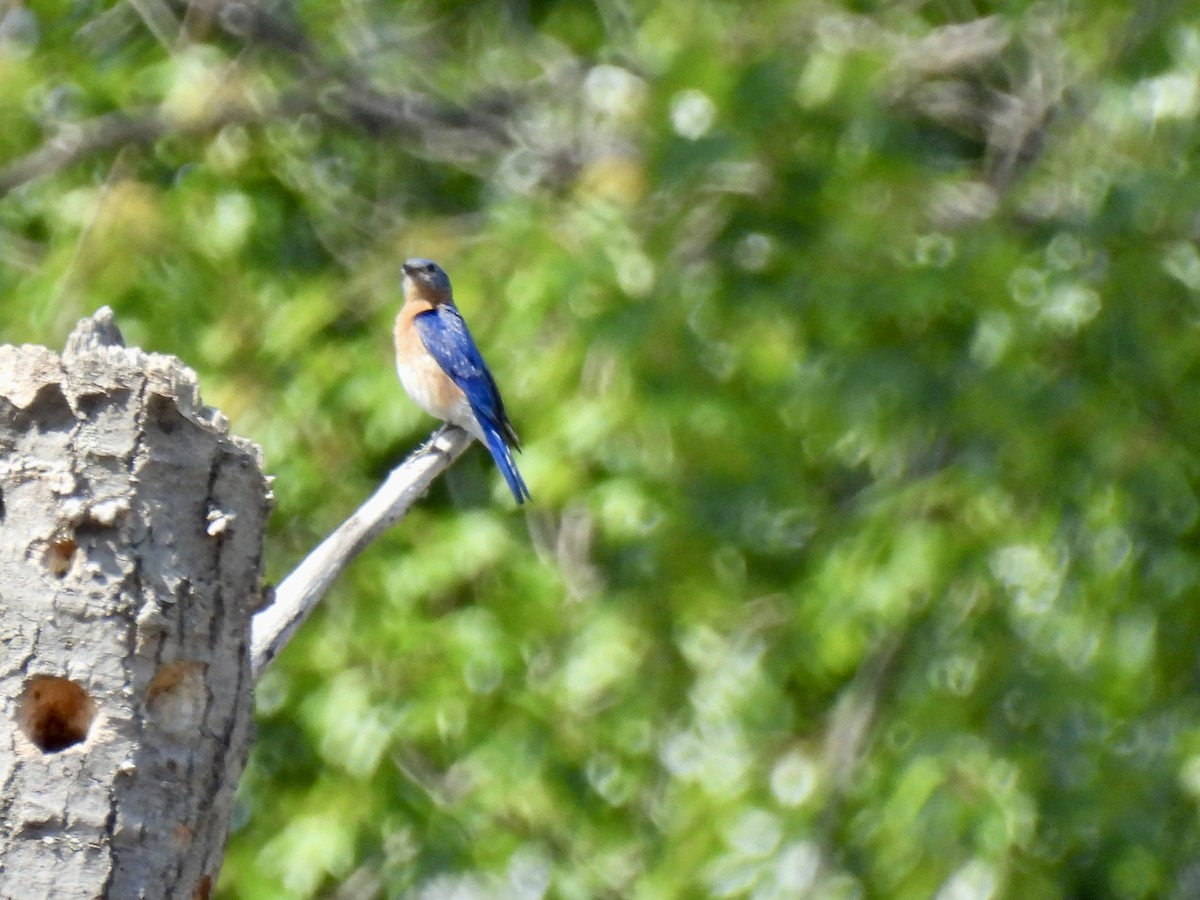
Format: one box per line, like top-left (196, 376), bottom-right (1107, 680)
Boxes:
top-left (0, 308), bottom-right (271, 899)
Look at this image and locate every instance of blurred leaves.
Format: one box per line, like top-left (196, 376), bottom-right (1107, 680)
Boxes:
top-left (5, 0), bottom-right (1200, 898)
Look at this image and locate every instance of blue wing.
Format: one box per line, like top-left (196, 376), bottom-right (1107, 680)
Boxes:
top-left (414, 305), bottom-right (530, 503)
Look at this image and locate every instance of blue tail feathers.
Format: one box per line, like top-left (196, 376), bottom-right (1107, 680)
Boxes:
top-left (480, 423), bottom-right (531, 504)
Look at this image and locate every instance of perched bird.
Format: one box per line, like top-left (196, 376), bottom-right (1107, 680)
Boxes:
top-left (394, 258), bottom-right (531, 504)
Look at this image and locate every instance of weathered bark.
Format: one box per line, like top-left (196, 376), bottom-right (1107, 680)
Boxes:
top-left (0, 309), bottom-right (270, 899)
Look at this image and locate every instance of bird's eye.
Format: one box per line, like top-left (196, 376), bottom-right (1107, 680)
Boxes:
top-left (424, 264), bottom-right (437, 274)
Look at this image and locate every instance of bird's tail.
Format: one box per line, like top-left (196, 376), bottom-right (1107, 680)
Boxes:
top-left (481, 424), bottom-right (531, 504)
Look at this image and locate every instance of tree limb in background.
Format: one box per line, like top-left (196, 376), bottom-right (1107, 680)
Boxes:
top-left (0, 0), bottom-right (523, 201)
top-left (0, 83), bottom-right (518, 201)
top-left (0, 104), bottom-right (262, 199)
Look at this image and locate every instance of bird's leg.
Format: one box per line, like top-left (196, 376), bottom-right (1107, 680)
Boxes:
top-left (421, 423), bottom-right (459, 457)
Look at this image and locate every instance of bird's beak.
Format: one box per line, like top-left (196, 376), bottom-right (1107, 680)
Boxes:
top-left (401, 263), bottom-right (415, 276)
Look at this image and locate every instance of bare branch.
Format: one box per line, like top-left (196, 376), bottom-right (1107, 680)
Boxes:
top-left (0, 79), bottom-right (516, 200)
top-left (0, 103), bottom-right (267, 199)
top-left (0, 0), bottom-right (529, 200)
top-left (0, 111), bottom-right (163, 198)
top-left (249, 425), bottom-right (474, 677)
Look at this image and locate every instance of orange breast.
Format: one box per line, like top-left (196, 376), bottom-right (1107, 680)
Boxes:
top-left (394, 303), bottom-right (475, 432)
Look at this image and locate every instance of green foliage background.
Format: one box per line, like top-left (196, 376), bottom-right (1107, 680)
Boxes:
top-left (4, 1), bottom-right (1200, 897)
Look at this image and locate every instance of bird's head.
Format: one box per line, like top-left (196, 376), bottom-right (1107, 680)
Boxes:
top-left (401, 258), bottom-right (453, 303)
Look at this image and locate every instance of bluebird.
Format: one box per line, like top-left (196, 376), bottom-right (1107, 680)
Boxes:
top-left (394, 258), bottom-right (531, 504)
